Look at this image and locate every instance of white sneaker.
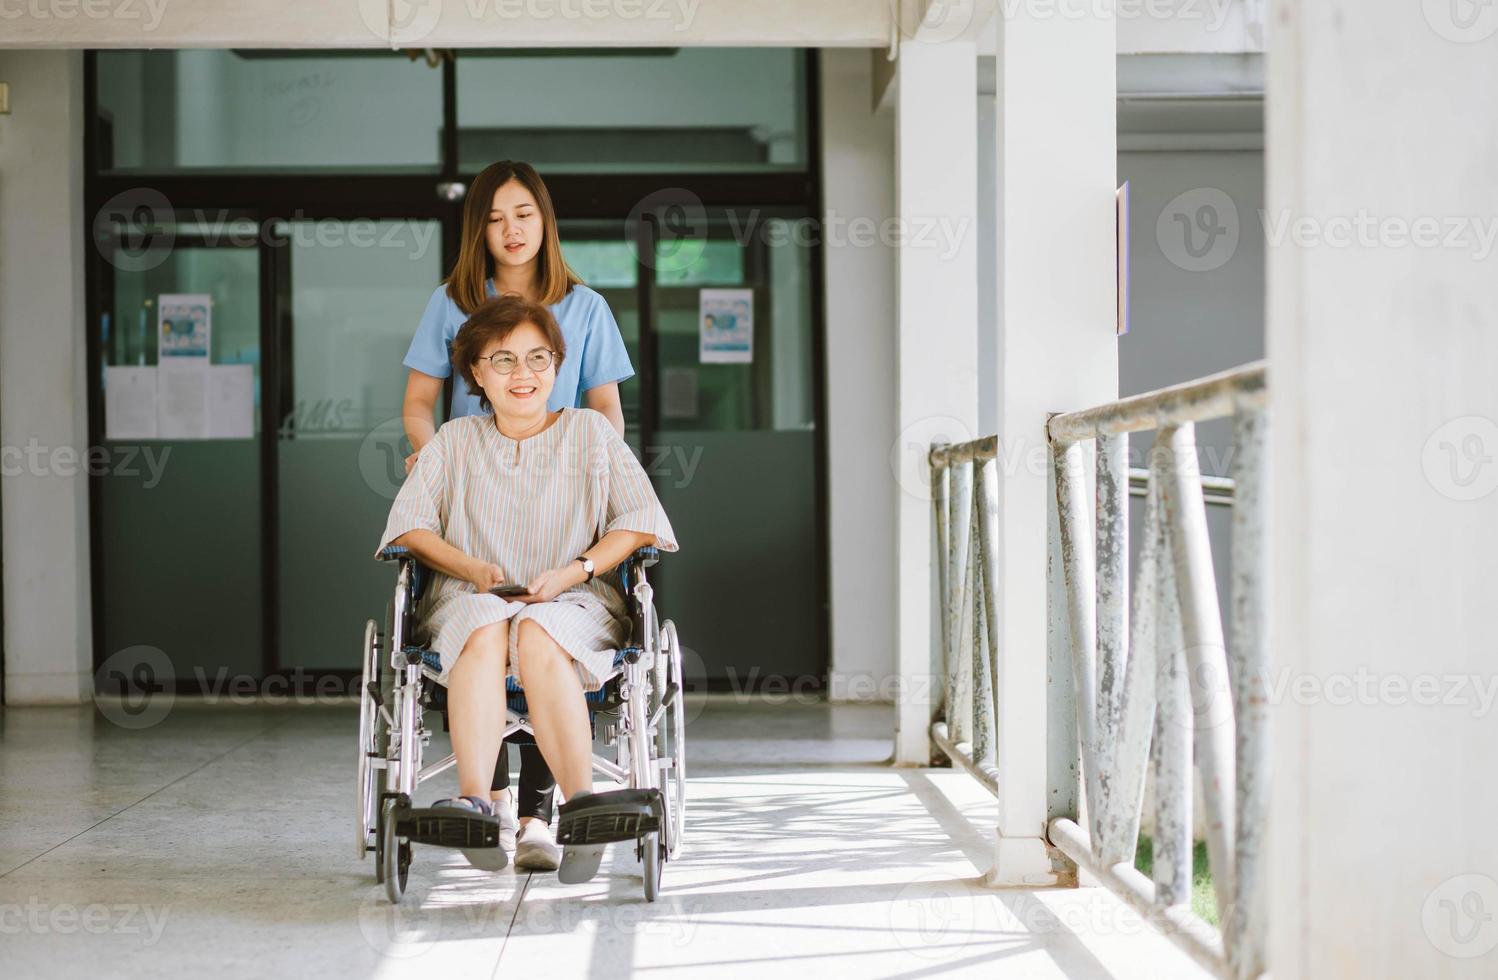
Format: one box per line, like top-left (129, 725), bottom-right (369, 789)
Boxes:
top-left (514, 820), bottom-right (563, 872)
top-left (493, 788), bottom-right (518, 851)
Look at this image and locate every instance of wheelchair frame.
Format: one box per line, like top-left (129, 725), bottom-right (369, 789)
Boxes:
top-left (357, 546), bottom-right (686, 904)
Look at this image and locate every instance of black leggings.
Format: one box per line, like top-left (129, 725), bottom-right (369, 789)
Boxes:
top-left (491, 730), bottom-right (556, 823)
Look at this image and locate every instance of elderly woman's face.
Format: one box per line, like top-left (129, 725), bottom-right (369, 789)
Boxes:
top-left (475, 320), bottom-right (557, 415)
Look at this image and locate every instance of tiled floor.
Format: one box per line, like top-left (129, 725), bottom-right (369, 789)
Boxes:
top-left (0, 698), bottom-right (1209, 979)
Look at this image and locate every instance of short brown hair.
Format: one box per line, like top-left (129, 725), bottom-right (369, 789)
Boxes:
top-left (452, 295), bottom-right (567, 412)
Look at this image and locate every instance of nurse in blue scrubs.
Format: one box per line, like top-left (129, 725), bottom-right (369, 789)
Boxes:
top-left (399, 160), bottom-right (634, 871)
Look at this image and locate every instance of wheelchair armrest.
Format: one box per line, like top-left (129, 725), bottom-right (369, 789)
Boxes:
top-left (376, 544), bottom-right (432, 602)
top-left (619, 546), bottom-right (659, 591)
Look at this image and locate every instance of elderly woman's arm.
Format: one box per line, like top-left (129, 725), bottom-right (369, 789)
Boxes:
top-left (519, 528), bottom-right (656, 603)
top-left (391, 528), bottom-right (507, 592)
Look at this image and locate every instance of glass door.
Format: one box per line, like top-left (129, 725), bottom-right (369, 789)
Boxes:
top-left (557, 222), bottom-right (645, 454)
top-left (273, 218), bottom-right (446, 671)
top-left (95, 220), bottom-right (265, 683)
top-left (640, 209), bottom-right (824, 686)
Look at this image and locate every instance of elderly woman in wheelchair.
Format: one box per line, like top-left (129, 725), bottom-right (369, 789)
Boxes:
top-left (360, 293), bottom-right (683, 901)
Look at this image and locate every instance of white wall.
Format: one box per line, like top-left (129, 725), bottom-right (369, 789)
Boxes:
top-left (819, 48), bottom-right (899, 703)
top-left (1267, 4), bottom-right (1498, 975)
top-left (0, 50), bottom-right (94, 704)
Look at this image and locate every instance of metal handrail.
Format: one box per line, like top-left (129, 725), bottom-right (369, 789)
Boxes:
top-left (1048, 360), bottom-right (1266, 442)
top-left (927, 436), bottom-right (1000, 792)
top-left (1129, 467), bottom-right (1235, 506)
top-left (1046, 361), bottom-right (1268, 980)
top-left (926, 361), bottom-right (1267, 980)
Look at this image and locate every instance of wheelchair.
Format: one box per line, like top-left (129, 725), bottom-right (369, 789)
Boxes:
top-left (356, 544), bottom-right (687, 904)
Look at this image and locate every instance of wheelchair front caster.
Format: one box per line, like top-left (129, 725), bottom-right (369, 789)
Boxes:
top-left (381, 798), bottom-right (411, 904)
top-left (641, 830), bottom-right (663, 902)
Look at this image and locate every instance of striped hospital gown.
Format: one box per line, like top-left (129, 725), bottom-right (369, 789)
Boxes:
top-left (374, 407), bottom-right (678, 690)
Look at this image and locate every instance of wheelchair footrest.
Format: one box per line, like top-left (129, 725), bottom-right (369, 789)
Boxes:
top-left (396, 806), bottom-right (503, 850)
top-left (556, 788), bottom-right (662, 846)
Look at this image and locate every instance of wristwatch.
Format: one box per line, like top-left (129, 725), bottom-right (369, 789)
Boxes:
top-left (576, 556), bottom-right (595, 582)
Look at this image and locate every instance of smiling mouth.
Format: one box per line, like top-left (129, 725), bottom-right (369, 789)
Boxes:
top-left (508, 385), bottom-right (538, 398)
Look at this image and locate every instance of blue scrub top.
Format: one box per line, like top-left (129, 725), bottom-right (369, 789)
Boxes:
top-left (403, 280), bottom-right (634, 419)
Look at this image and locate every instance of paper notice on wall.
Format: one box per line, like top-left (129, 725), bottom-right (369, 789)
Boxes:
top-left (661, 366), bottom-right (699, 420)
top-left (206, 364), bottom-right (255, 439)
top-left (699, 288), bottom-right (753, 364)
top-left (104, 366), bottom-right (159, 440)
top-left (157, 294), bottom-right (212, 361)
top-left (157, 363), bottom-right (208, 439)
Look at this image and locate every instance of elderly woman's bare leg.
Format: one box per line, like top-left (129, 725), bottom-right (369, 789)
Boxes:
top-left (447, 621), bottom-right (510, 801)
top-left (513, 619), bottom-right (595, 801)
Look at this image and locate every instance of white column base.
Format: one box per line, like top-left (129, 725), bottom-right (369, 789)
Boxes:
top-left (981, 828), bottom-right (1070, 887)
top-left (4, 670), bottom-right (93, 705)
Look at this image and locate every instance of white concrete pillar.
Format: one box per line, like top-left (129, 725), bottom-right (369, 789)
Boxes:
top-left (821, 49), bottom-right (899, 705)
top-left (1266, 4), bottom-right (1498, 976)
top-left (892, 33), bottom-right (979, 764)
top-left (0, 51), bottom-right (94, 704)
top-left (986, 9), bottom-right (1117, 883)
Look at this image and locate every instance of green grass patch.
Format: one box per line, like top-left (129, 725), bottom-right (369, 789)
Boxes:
top-left (1133, 836), bottom-right (1218, 925)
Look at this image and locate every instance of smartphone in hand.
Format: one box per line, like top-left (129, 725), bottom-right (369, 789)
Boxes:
top-left (489, 584), bottom-right (531, 598)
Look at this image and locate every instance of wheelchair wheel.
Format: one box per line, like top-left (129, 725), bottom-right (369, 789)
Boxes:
top-left (642, 830), bottom-right (663, 903)
top-left (657, 620), bottom-right (687, 859)
top-left (381, 798), bottom-right (410, 904)
top-left (357, 619), bottom-right (382, 862)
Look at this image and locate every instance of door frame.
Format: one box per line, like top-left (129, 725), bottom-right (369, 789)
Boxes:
top-left (81, 48), bottom-right (828, 694)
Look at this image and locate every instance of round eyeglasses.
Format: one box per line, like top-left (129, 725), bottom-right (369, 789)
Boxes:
top-left (481, 347), bottom-right (555, 374)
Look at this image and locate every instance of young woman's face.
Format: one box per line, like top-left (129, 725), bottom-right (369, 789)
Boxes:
top-left (475, 320), bottom-right (557, 416)
top-left (486, 179), bottom-right (545, 272)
